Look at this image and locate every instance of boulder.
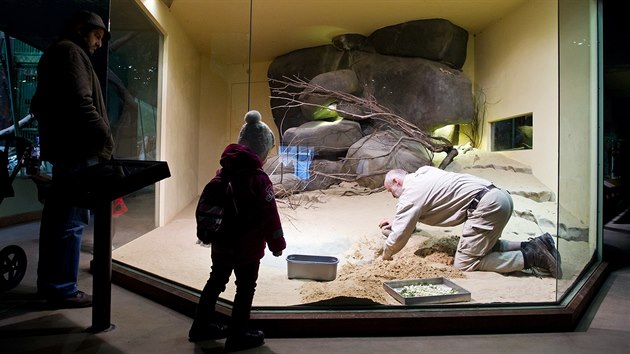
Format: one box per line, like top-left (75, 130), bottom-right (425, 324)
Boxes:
top-left (268, 45), bottom-right (346, 133)
top-left (351, 51), bottom-right (473, 131)
top-left (304, 159), bottom-right (349, 191)
top-left (332, 33), bottom-right (374, 52)
top-left (268, 47), bottom-right (473, 133)
top-left (267, 158), bottom-right (349, 192)
top-left (369, 18), bottom-right (468, 69)
top-left (269, 173), bottom-right (303, 197)
top-left (299, 69), bottom-right (361, 120)
top-left (343, 130), bottom-right (432, 189)
top-left (282, 120), bottom-right (364, 158)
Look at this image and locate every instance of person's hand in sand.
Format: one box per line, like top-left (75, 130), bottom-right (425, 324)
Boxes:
top-left (374, 245), bottom-right (393, 261)
top-left (379, 218), bottom-right (392, 238)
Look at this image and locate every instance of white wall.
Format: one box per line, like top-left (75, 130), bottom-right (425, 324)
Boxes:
top-left (197, 58), bottom-right (230, 192)
top-left (474, 0), bottom-right (558, 194)
top-left (196, 60), bottom-right (279, 190)
top-left (138, 0), bottom-right (202, 225)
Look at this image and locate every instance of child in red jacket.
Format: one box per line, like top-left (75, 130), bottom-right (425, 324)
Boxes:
top-left (189, 111), bottom-right (285, 353)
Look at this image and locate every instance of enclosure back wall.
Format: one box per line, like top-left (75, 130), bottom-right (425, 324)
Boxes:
top-left (474, 0), bottom-right (558, 196)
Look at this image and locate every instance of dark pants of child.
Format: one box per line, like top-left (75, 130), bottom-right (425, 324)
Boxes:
top-left (196, 259), bottom-right (260, 335)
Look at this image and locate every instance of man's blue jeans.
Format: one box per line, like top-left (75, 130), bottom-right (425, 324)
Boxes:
top-left (37, 159), bottom-right (96, 299)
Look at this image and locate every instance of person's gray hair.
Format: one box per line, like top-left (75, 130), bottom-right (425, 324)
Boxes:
top-left (384, 169), bottom-right (408, 187)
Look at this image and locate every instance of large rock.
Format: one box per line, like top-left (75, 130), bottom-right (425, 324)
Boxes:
top-left (267, 18), bottom-right (474, 192)
top-left (268, 45), bottom-right (346, 133)
top-left (269, 173), bottom-right (302, 197)
top-left (351, 51), bottom-right (473, 131)
top-left (369, 18), bottom-right (469, 69)
top-left (266, 156), bottom-right (350, 192)
top-left (305, 159), bottom-right (350, 191)
top-left (282, 120), bottom-right (364, 158)
top-left (268, 47), bottom-right (473, 133)
top-left (332, 33), bottom-right (374, 52)
top-left (343, 130), bottom-right (432, 189)
top-left (267, 19), bottom-right (473, 136)
top-left (299, 69), bottom-right (361, 120)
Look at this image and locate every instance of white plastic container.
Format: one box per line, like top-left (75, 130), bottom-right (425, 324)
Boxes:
top-left (286, 254), bottom-right (339, 281)
top-left (383, 277), bottom-right (471, 304)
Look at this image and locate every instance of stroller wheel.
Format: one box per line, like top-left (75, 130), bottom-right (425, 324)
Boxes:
top-left (0, 245), bottom-right (27, 291)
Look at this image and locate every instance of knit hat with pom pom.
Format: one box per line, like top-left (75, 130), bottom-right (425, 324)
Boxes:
top-left (237, 110), bottom-right (275, 161)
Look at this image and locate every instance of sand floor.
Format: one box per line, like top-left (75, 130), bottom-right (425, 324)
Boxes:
top-left (113, 150), bottom-right (593, 307)
top-left (113, 185), bottom-right (590, 307)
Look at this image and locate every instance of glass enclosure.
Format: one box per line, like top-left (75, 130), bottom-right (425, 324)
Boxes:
top-left (557, 0), bottom-right (600, 297)
top-left (107, 0), bottom-right (162, 246)
top-left (107, 0), bottom-right (601, 313)
top-left (1, 0), bottom-right (604, 333)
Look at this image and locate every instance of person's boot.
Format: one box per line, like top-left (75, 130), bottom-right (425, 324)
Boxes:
top-left (522, 233), bottom-right (563, 279)
top-left (522, 240), bottom-right (560, 279)
top-left (530, 233), bottom-right (562, 278)
top-left (224, 329), bottom-right (265, 352)
top-left (188, 317), bottom-right (228, 342)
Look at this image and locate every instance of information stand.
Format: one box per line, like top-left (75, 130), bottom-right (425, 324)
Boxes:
top-left (61, 159), bottom-right (170, 332)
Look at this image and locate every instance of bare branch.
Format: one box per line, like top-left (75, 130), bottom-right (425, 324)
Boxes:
top-left (269, 76), bottom-right (453, 154)
top-left (268, 75), bottom-right (458, 199)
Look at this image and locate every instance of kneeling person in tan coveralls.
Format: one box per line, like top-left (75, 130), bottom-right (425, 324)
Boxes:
top-left (380, 167), bottom-right (561, 278)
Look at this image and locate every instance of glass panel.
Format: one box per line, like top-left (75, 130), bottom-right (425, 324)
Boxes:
top-left (110, 0), bottom-right (600, 314)
top-left (248, 0), bottom-right (565, 307)
top-left (557, 0), bottom-right (599, 299)
top-left (0, 34), bottom-right (42, 177)
top-left (491, 114), bottom-right (534, 151)
top-left (108, 0), bottom-right (162, 247)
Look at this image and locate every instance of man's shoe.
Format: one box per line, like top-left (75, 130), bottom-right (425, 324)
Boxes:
top-left (522, 241), bottom-right (559, 279)
top-left (529, 233), bottom-right (563, 279)
top-left (47, 291), bottom-right (92, 309)
top-left (188, 321), bottom-right (228, 342)
top-left (224, 329), bottom-right (265, 352)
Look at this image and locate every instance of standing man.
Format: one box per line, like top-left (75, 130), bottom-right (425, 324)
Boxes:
top-left (30, 10), bottom-right (114, 308)
top-left (380, 167), bottom-right (561, 278)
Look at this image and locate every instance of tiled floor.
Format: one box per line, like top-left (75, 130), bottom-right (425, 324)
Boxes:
top-left (1, 221), bottom-right (629, 353)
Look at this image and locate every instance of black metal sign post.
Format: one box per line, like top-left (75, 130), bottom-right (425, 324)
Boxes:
top-left (89, 200), bottom-right (114, 332)
top-left (64, 159), bottom-right (170, 333)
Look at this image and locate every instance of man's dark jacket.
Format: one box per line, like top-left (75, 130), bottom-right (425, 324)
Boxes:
top-left (30, 38), bottom-right (113, 165)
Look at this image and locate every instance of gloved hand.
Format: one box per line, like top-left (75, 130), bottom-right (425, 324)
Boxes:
top-left (273, 250), bottom-right (283, 257)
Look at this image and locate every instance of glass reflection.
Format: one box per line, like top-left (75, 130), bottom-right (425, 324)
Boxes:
top-left (107, 0), bottom-right (161, 247)
top-left (108, 0), bottom-right (600, 311)
top-left (557, 0), bottom-right (599, 299)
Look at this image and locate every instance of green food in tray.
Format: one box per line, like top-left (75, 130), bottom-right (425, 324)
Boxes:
top-left (398, 283), bottom-right (458, 297)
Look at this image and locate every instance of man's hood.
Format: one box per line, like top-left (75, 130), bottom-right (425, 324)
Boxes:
top-left (219, 143), bottom-right (263, 174)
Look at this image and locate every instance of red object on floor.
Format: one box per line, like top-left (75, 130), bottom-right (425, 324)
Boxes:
top-left (112, 197), bottom-right (128, 217)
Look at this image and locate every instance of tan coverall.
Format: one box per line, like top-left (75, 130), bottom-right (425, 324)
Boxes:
top-left (383, 166), bottom-right (522, 273)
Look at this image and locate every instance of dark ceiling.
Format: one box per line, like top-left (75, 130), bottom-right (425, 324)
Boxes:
top-left (0, 0), bottom-right (109, 51)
